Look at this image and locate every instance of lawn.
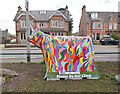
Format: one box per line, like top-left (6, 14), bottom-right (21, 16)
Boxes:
top-left (1, 61), bottom-right (119, 93)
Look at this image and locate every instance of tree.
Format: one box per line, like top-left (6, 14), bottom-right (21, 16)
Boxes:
top-left (69, 17), bottom-right (73, 35)
top-left (111, 33), bottom-right (119, 40)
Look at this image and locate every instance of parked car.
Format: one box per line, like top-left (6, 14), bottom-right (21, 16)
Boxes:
top-left (100, 37), bottom-right (119, 45)
top-left (10, 39), bottom-right (16, 44)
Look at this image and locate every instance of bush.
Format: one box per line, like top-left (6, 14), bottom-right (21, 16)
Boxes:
top-left (111, 33), bottom-right (119, 40)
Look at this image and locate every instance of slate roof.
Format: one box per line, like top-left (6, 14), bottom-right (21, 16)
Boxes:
top-left (0, 30), bottom-right (15, 38)
top-left (85, 12), bottom-right (119, 23)
top-left (14, 10), bottom-right (71, 22)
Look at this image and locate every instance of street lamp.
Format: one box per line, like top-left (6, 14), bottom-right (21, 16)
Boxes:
top-left (25, 0), bottom-right (31, 63)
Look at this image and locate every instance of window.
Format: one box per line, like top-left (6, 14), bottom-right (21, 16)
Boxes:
top-left (59, 32), bottom-right (60, 36)
top-left (24, 33), bottom-right (26, 40)
top-left (52, 20), bottom-right (64, 28)
top-left (61, 32), bottom-right (63, 36)
top-left (61, 21), bottom-right (63, 28)
top-left (41, 23), bottom-right (43, 27)
top-left (55, 20), bottom-right (57, 27)
top-left (24, 20), bottom-right (26, 27)
top-left (21, 33), bottom-right (23, 40)
top-left (114, 23), bottom-right (117, 29)
top-left (52, 33), bottom-right (54, 36)
top-left (93, 33), bottom-right (95, 40)
top-left (52, 20), bottom-right (54, 27)
top-left (96, 33), bottom-right (100, 40)
top-left (40, 11), bottom-right (46, 14)
top-left (44, 22), bottom-right (46, 28)
top-left (97, 22), bottom-right (101, 29)
top-left (91, 12), bottom-right (98, 19)
top-left (39, 22), bottom-right (46, 28)
top-left (21, 20), bottom-right (24, 28)
top-left (109, 22), bottom-right (112, 29)
top-left (93, 22), bottom-right (95, 29)
top-left (58, 20), bottom-right (60, 28)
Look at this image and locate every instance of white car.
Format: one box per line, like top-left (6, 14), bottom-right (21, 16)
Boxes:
top-left (10, 39), bottom-right (16, 44)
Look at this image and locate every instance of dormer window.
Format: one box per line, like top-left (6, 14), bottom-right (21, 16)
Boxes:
top-left (91, 12), bottom-right (98, 19)
top-left (40, 11), bottom-right (46, 14)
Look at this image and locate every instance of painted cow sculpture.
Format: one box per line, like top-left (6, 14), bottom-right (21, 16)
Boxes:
top-left (28, 26), bottom-right (95, 73)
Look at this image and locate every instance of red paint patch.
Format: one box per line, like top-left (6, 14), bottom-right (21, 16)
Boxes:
top-left (65, 62), bottom-right (69, 72)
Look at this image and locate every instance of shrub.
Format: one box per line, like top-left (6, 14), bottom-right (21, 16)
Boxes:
top-left (111, 33), bottom-right (119, 40)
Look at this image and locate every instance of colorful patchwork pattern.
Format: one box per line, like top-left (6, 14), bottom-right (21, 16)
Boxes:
top-left (28, 28), bottom-right (95, 73)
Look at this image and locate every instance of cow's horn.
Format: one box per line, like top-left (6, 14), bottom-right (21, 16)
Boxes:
top-left (37, 24), bottom-right (40, 31)
top-left (30, 25), bottom-right (34, 32)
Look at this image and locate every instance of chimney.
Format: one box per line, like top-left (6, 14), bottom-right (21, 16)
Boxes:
top-left (17, 6), bottom-right (22, 12)
top-left (82, 5), bottom-right (86, 14)
top-left (65, 5), bottom-right (68, 13)
top-left (6, 29), bottom-right (8, 33)
top-left (118, 1), bottom-right (120, 12)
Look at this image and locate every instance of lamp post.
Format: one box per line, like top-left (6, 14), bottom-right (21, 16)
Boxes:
top-left (25, 0), bottom-right (31, 63)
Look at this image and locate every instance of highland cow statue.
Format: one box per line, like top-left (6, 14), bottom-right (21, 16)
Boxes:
top-left (28, 26), bottom-right (95, 79)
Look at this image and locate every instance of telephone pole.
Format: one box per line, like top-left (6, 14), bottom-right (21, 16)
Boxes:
top-left (25, 0), bottom-right (31, 63)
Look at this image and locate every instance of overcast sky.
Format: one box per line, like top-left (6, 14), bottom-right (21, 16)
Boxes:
top-left (0, 0), bottom-right (120, 34)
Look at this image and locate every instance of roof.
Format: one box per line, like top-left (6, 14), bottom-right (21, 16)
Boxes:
top-left (0, 30), bottom-right (15, 38)
top-left (0, 30), bottom-right (9, 38)
top-left (14, 9), bottom-right (71, 22)
top-left (85, 12), bottom-right (119, 23)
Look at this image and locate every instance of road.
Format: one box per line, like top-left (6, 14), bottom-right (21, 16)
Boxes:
top-left (0, 45), bottom-right (119, 63)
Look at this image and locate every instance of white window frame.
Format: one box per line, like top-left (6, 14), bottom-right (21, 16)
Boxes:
top-left (109, 22), bottom-right (112, 29)
top-left (21, 20), bottom-right (24, 28)
top-left (97, 22), bottom-right (101, 29)
top-left (114, 22), bottom-right (117, 29)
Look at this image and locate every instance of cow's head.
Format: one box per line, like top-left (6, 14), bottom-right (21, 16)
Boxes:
top-left (28, 25), bottom-right (43, 48)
